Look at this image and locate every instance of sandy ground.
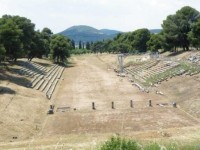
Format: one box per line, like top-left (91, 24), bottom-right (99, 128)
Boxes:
top-left (0, 54), bottom-right (200, 149)
top-left (42, 54), bottom-right (200, 140)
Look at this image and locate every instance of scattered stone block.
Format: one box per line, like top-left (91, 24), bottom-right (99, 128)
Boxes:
top-left (149, 100), bottom-right (152, 107)
top-left (172, 102), bottom-right (177, 108)
top-left (112, 101), bottom-right (115, 109)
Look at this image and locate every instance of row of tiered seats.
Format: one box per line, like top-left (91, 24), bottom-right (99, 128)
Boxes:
top-left (19, 61), bottom-right (65, 99)
top-left (138, 61), bottom-right (179, 80)
top-left (124, 60), bottom-right (159, 82)
top-left (31, 64), bottom-right (65, 99)
top-left (19, 61), bottom-right (46, 77)
top-left (124, 60), bottom-right (179, 83)
top-left (129, 60), bottom-right (159, 73)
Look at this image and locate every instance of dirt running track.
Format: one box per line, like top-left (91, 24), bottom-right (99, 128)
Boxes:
top-left (42, 54), bottom-right (199, 139)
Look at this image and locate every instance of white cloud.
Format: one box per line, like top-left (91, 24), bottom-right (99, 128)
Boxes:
top-left (0, 0), bottom-right (199, 33)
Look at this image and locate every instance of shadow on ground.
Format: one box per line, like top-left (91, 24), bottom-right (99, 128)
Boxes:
top-left (0, 86), bottom-right (16, 94)
top-left (0, 73), bottom-right (31, 88)
top-left (167, 50), bottom-right (187, 57)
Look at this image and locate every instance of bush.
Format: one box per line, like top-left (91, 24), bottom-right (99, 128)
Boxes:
top-left (143, 142), bottom-right (161, 150)
top-left (99, 136), bottom-right (140, 150)
top-left (98, 136), bottom-right (200, 150)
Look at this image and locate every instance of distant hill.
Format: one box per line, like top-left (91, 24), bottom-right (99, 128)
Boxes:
top-left (59, 25), bottom-right (121, 43)
top-left (99, 29), bottom-right (121, 35)
top-left (59, 25), bottom-right (162, 43)
top-left (149, 29), bottom-right (162, 34)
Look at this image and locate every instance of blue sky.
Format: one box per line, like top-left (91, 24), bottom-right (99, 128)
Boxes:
top-left (0, 0), bottom-right (199, 33)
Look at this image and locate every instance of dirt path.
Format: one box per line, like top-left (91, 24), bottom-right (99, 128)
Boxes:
top-left (41, 54), bottom-right (199, 139)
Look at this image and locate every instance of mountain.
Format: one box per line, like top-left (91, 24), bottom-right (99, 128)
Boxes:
top-left (149, 29), bottom-right (162, 34)
top-left (59, 25), bottom-right (121, 43)
top-left (99, 29), bottom-right (121, 35)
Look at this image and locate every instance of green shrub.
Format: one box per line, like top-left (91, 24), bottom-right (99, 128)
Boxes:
top-left (165, 143), bottom-right (178, 150)
top-left (179, 144), bottom-right (200, 150)
top-left (99, 136), bottom-right (140, 150)
top-left (143, 142), bottom-right (161, 150)
top-left (98, 136), bottom-right (200, 150)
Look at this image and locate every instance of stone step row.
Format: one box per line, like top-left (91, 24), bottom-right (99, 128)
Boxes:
top-left (31, 64), bottom-right (65, 99)
top-left (30, 62), bottom-right (47, 72)
top-left (125, 63), bottom-right (179, 83)
top-left (31, 75), bottom-right (44, 88)
top-left (142, 65), bottom-right (177, 79)
top-left (39, 66), bottom-right (61, 92)
top-left (46, 79), bottom-right (59, 99)
top-left (130, 60), bottom-right (158, 73)
top-left (46, 65), bottom-right (58, 77)
top-left (43, 67), bottom-right (61, 93)
top-left (19, 61), bottom-right (46, 77)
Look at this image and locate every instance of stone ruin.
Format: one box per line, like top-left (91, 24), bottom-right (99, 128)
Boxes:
top-left (188, 53), bottom-right (200, 64)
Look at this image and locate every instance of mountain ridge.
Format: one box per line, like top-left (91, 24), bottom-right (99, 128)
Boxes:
top-left (59, 25), bottom-right (121, 43)
top-left (59, 25), bottom-right (161, 43)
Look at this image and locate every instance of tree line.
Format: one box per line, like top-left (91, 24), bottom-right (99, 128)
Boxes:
top-left (0, 6), bottom-right (200, 62)
top-left (91, 6), bottom-right (200, 53)
top-left (0, 15), bottom-right (72, 63)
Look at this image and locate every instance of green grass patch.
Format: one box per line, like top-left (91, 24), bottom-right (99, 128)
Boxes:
top-left (124, 61), bottom-right (145, 68)
top-left (145, 62), bottom-right (200, 86)
top-left (98, 136), bottom-right (140, 150)
top-left (98, 136), bottom-right (200, 150)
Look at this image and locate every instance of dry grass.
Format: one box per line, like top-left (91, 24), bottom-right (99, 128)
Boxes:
top-left (0, 52), bottom-right (200, 149)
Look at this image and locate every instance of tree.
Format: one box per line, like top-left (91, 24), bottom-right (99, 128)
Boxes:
top-left (0, 44), bottom-right (6, 62)
top-left (118, 43), bottom-right (132, 53)
top-left (147, 33), bottom-right (163, 52)
top-left (91, 41), bottom-right (104, 53)
top-left (50, 35), bottom-right (72, 63)
top-left (0, 15), bottom-right (36, 61)
top-left (28, 30), bottom-right (46, 61)
top-left (162, 6), bottom-right (200, 51)
top-left (13, 16), bottom-right (35, 49)
top-left (188, 18), bottom-right (200, 49)
top-left (162, 15), bottom-right (180, 51)
top-left (86, 41), bottom-right (90, 50)
top-left (71, 40), bottom-right (75, 49)
top-left (79, 41), bottom-right (82, 49)
top-left (82, 42), bottom-right (85, 49)
top-left (131, 28), bottom-right (150, 52)
top-left (0, 15), bottom-right (23, 61)
top-left (41, 27), bottom-right (53, 56)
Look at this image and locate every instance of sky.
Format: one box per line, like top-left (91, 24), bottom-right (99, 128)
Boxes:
top-left (0, 0), bottom-right (200, 33)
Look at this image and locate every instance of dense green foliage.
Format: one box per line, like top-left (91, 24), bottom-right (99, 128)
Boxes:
top-left (91, 28), bottom-right (151, 53)
top-left (50, 35), bottom-right (71, 63)
top-left (99, 136), bottom-right (140, 150)
top-left (162, 6), bottom-right (200, 51)
top-left (147, 34), bottom-right (163, 52)
top-left (188, 18), bottom-right (200, 49)
top-left (0, 15), bottom-right (23, 61)
top-left (0, 15), bottom-right (72, 63)
top-left (99, 136), bottom-right (200, 150)
top-left (0, 44), bottom-right (6, 62)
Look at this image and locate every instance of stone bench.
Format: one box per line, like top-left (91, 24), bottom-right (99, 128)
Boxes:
top-left (34, 79), bottom-right (45, 90)
top-left (46, 79), bottom-right (59, 99)
top-left (31, 75), bottom-right (44, 88)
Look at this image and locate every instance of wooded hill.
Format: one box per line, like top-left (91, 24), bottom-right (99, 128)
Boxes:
top-left (59, 25), bottom-right (161, 43)
top-left (59, 25), bottom-right (121, 43)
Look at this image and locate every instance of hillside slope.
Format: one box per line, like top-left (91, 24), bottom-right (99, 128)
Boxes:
top-left (59, 25), bottom-right (120, 42)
